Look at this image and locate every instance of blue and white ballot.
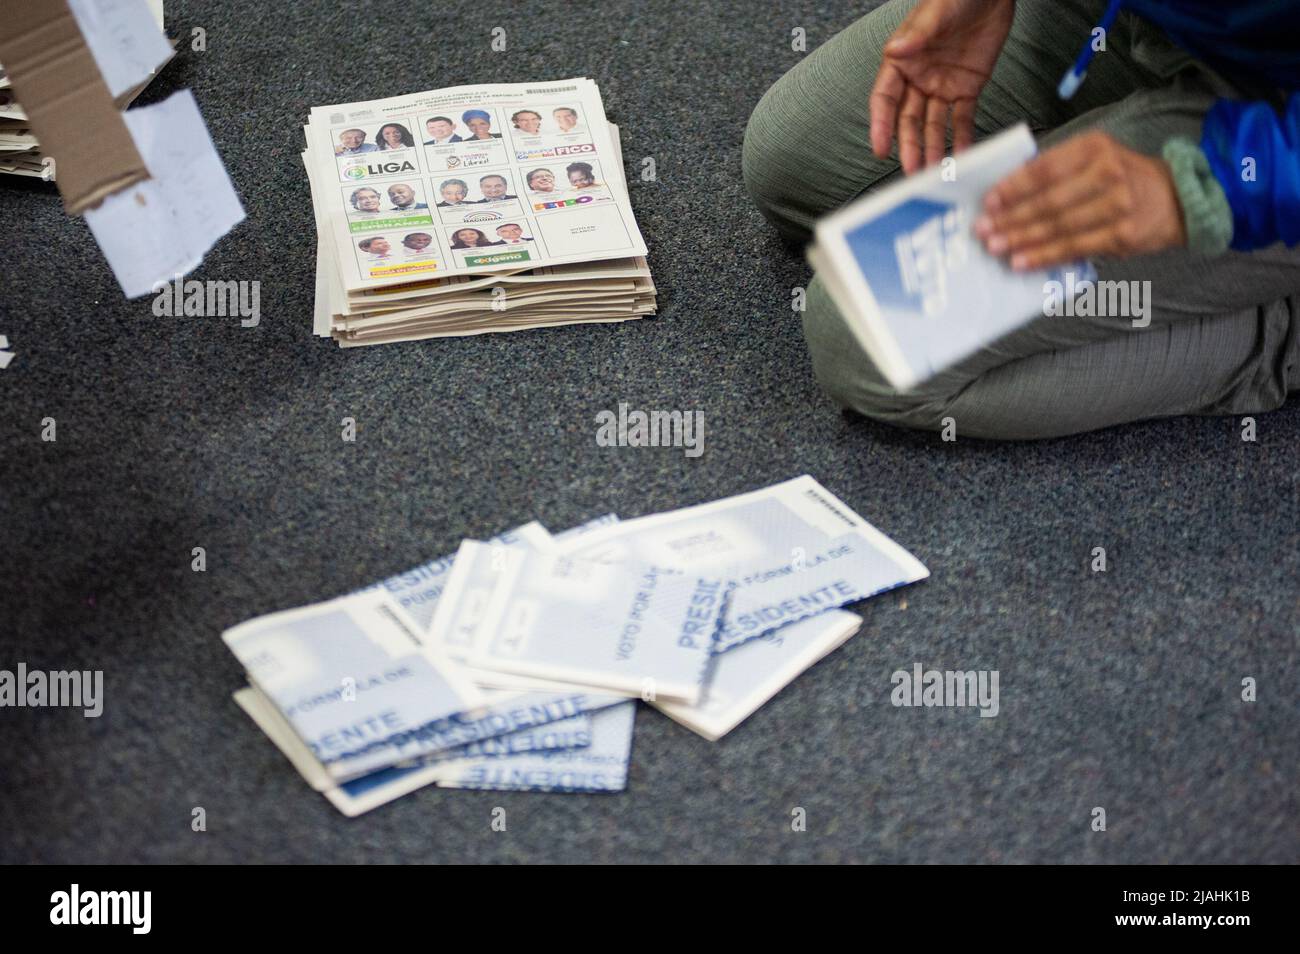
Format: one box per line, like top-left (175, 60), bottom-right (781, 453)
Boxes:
top-left (356, 517), bottom-right (623, 704)
top-left (432, 540), bottom-right (564, 693)
top-left (259, 514), bottom-right (626, 811)
top-left (222, 590), bottom-right (488, 781)
top-left (431, 700), bottom-right (636, 793)
top-left (558, 475), bottom-right (927, 653)
top-left (356, 521), bottom-right (551, 631)
top-left (470, 547), bottom-right (726, 704)
top-left (430, 537), bottom-right (554, 666)
top-left (809, 124), bottom-right (1093, 391)
top-left (655, 609), bottom-right (863, 741)
top-left (435, 539), bottom-right (649, 695)
top-left (233, 685), bottom-right (597, 816)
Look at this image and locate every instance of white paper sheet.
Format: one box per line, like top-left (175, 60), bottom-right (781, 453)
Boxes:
top-left (83, 89), bottom-right (244, 298)
top-left (68, 0), bottom-right (171, 100)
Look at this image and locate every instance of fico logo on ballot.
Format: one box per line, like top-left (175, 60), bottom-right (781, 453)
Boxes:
top-left (50, 884), bottom-right (151, 934)
top-left (514, 142), bottom-right (595, 161)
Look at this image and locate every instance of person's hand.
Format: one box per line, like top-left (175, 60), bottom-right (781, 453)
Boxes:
top-left (975, 131), bottom-right (1188, 270)
top-left (870, 0), bottom-right (1015, 173)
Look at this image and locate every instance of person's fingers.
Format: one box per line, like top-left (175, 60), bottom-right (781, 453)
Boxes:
top-left (987, 194), bottom-right (1121, 256)
top-left (950, 97), bottom-right (976, 153)
top-left (982, 137), bottom-right (1093, 214)
top-left (924, 97), bottom-right (948, 168)
top-left (869, 62), bottom-right (906, 158)
top-left (1008, 225), bottom-right (1115, 270)
top-left (977, 165), bottom-right (1109, 238)
top-left (897, 85), bottom-right (926, 174)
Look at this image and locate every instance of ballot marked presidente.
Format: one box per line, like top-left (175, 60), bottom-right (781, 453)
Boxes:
top-left (0, 664), bottom-right (103, 717)
top-left (222, 476), bottom-right (929, 815)
top-left (559, 476), bottom-right (930, 653)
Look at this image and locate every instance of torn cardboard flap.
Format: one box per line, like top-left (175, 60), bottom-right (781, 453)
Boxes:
top-left (0, 0), bottom-right (147, 214)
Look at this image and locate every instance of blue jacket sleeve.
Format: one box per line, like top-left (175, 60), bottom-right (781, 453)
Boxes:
top-left (1200, 93), bottom-right (1300, 250)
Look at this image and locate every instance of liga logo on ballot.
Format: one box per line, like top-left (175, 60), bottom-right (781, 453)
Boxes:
top-left (343, 159), bottom-right (417, 180)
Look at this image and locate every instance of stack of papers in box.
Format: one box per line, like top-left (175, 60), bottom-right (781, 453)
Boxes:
top-left (224, 477), bottom-right (929, 815)
top-left (0, 79), bottom-right (42, 177)
top-left (0, 0), bottom-right (170, 179)
top-left (301, 77), bottom-right (657, 347)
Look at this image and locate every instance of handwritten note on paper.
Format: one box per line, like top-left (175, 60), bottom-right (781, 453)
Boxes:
top-left (83, 89), bottom-right (245, 298)
top-left (66, 0), bottom-right (172, 100)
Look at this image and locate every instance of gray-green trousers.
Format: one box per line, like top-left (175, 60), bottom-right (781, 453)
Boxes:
top-left (742, 0), bottom-right (1300, 439)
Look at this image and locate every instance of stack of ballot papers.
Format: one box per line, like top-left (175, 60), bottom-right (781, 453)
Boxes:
top-left (0, 0), bottom-right (170, 179)
top-left (224, 476), bottom-right (929, 816)
top-left (302, 77), bottom-right (656, 347)
top-left (0, 94), bottom-right (41, 178)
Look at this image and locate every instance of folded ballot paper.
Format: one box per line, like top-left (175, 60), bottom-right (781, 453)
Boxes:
top-left (223, 477), bottom-right (928, 816)
top-left (302, 78), bottom-right (656, 346)
top-left (808, 124), bottom-right (1092, 391)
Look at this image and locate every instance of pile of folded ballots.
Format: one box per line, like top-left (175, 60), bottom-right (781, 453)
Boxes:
top-left (223, 476), bottom-right (928, 815)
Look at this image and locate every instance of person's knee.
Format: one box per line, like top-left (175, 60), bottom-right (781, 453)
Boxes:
top-left (741, 80), bottom-right (811, 243)
top-left (801, 274), bottom-right (953, 431)
top-left (745, 0), bottom-right (915, 242)
top-left (803, 276), bottom-right (1121, 441)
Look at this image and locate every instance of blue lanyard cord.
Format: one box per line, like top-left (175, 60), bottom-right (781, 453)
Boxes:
top-left (1058, 0), bottom-right (1124, 99)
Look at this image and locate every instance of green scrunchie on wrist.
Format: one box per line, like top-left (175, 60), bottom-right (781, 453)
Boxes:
top-left (1161, 136), bottom-right (1234, 255)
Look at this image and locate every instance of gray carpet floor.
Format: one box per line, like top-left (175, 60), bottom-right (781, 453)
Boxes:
top-left (0, 0), bottom-right (1296, 864)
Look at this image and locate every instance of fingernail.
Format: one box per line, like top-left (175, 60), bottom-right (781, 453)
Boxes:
top-left (974, 215), bottom-right (992, 237)
top-left (984, 193), bottom-right (1001, 212)
top-left (986, 234), bottom-right (1008, 255)
top-left (1010, 253), bottom-right (1030, 271)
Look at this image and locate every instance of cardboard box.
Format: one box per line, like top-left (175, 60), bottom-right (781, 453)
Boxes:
top-left (0, 0), bottom-right (148, 213)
